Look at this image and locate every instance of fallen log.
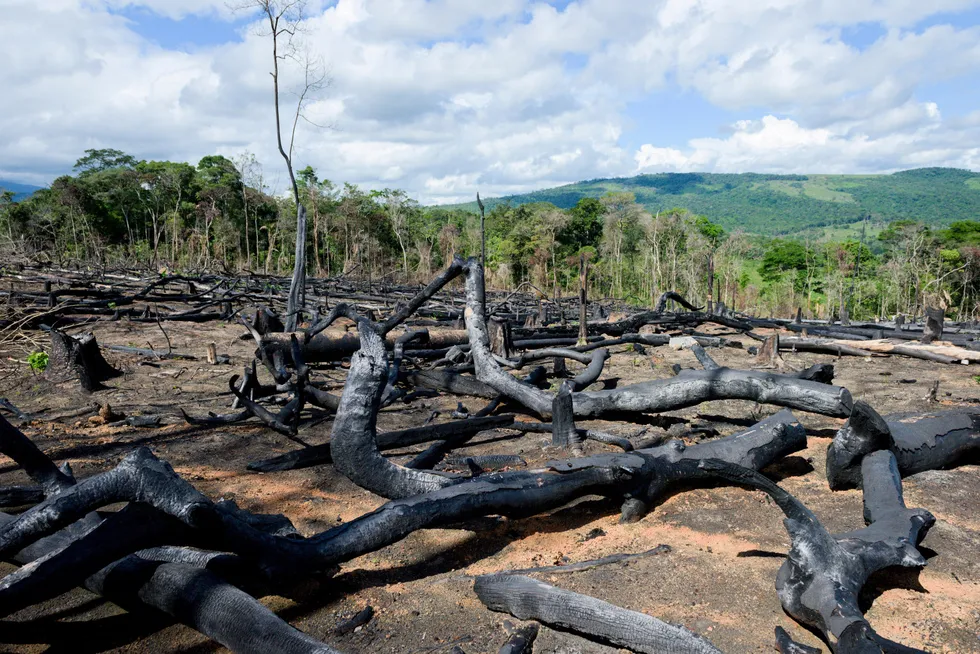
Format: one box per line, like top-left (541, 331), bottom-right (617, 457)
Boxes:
top-left (267, 329), bottom-right (469, 362)
top-left (474, 574), bottom-right (721, 653)
top-left (454, 257), bottom-right (852, 419)
top-left (827, 401), bottom-right (980, 489)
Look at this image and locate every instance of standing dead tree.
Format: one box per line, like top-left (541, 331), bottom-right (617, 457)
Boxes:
top-left (232, 0), bottom-right (328, 331)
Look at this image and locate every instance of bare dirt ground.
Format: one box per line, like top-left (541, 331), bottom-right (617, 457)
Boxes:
top-left (0, 317), bottom-right (978, 653)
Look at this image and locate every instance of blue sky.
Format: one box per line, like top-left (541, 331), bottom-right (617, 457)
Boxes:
top-left (2, 0), bottom-right (980, 203)
top-left (108, 6), bottom-right (250, 50)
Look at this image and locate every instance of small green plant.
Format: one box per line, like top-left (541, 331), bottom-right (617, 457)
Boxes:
top-left (27, 351), bottom-right (49, 373)
top-left (107, 301), bottom-right (117, 309)
top-left (973, 375), bottom-right (980, 385)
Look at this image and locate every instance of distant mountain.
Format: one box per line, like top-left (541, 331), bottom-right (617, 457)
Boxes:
top-left (0, 180), bottom-right (44, 202)
top-left (447, 168), bottom-right (980, 236)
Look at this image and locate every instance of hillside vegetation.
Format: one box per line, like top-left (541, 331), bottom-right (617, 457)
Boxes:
top-left (446, 168), bottom-right (980, 235)
top-left (5, 152), bottom-right (980, 322)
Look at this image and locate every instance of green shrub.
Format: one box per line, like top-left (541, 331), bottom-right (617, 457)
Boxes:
top-left (27, 351), bottom-right (49, 373)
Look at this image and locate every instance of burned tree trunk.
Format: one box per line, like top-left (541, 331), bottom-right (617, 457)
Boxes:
top-left (578, 254), bottom-right (589, 347)
top-left (46, 329), bottom-right (120, 392)
top-left (327, 317), bottom-right (456, 499)
top-left (921, 307), bottom-right (944, 344)
top-left (701, 453), bottom-right (933, 653)
top-left (551, 381), bottom-right (583, 455)
top-left (827, 401), bottom-right (980, 489)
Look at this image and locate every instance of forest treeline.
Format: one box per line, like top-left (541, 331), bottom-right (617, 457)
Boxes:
top-left (3, 149), bottom-right (980, 321)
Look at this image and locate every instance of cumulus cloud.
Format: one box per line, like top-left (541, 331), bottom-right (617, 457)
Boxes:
top-left (1, 0), bottom-right (980, 204)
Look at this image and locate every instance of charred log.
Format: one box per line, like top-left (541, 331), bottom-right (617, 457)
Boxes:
top-left (700, 452), bottom-right (933, 653)
top-left (654, 291), bottom-right (703, 314)
top-left (474, 574), bottom-right (721, 654)
top-left (827, 401), bottom-right (980, 489)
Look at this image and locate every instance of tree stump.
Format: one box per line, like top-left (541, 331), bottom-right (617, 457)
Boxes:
top-left (488, 318), bottom-right (514, 358)
top-left (46, 330), bottom-right (120, 392)
top-left (252, 306), bottom-right (284, 335)
top-left (921, 307), bottom-right (944, 344)
top-left (551, 381), bottom-right (583, 454)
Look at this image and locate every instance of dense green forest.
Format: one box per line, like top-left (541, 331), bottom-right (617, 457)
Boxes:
top-left (3, 151), bottom-right (980, 321)
top-left (448, 168), bottom-right (980, 236)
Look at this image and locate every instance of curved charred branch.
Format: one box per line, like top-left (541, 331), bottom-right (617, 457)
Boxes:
top-left (0, 506), bottom-right (335, 654)
top-left (0, 448), bottom-right (215, 561)
top-left (654, 290), bottom-right (704, 314)
top-left (0, 415), bottom-right (74, 493)
top-left (474, 367), bottom-right (548, 417)
top-left (618, 408), bottom-right (807, 522)
top-left (403, 369), bottom-right (498, 399)
top-left (0, 398), bottom-right (31, 422)
top-left (570, 368), bottom-right (852, 420)
top-left (570, 348), bottom-right (609, 391)
top-left (474, 574), bottom-right (721, 654)
top-left (699, 452), bottom-right (933, 653)
top-left (459, 258), bottom-right (852, 419)
top-left (581, 430), bottom-right (633, 451)
top-left (90, 556), bottom-right (343, 654)
top-left (0, 410), bottom-right (806, 587)
top-left (227, 376), bottom-right (307, 444)
top-left (241, 316), bottom-right (291, 385)
top-left (827, 401), bottom-right (980, 490)
top-left (46, 329), bottom-right (120, 392)
top-left (246, 414), bottom-right (516, 473)
top-left (512, 348), bottom-right (594, 366)
top-left (181, 408), bottom-right (253, 428)
top-left (380, 257), bottom-right (468, 336)
top-left (304, 385), bottom-right (342, 411)
top-left (382, 329), bottom-right (428, 407)
top-left (328, 317), bottom-right (456, 499)
top-left (0, 504), bottom-right (195, 617)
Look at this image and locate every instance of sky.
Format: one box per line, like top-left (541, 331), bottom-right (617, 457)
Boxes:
top-left (2, 0), bottom-right (980, 204)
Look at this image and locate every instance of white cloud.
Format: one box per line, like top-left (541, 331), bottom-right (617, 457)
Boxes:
top-left (635, 113), bottom-right (980, 174)
top-left (2, 0), bottom-right (980, 204)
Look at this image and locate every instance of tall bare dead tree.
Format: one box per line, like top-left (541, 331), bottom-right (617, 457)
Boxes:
top-left (232, 0), bottom-right (328, 330)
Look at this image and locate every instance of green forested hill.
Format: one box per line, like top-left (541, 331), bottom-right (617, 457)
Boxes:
top-left (449, 168), bottom-right (980, 235)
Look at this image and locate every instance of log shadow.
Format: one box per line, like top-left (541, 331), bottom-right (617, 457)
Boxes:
top-left (0, 611), bottom-right (173, 652)
top-left (313, 498), bottom-right (619, 599)
top-left (648, 460), bottom-right (814, 513)
top-left (762, 455), bottom-right (815, 482)
top-left (735, 549), bottom-right (786, 558)
top-left (859, 566), bottom-right (929, 612)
